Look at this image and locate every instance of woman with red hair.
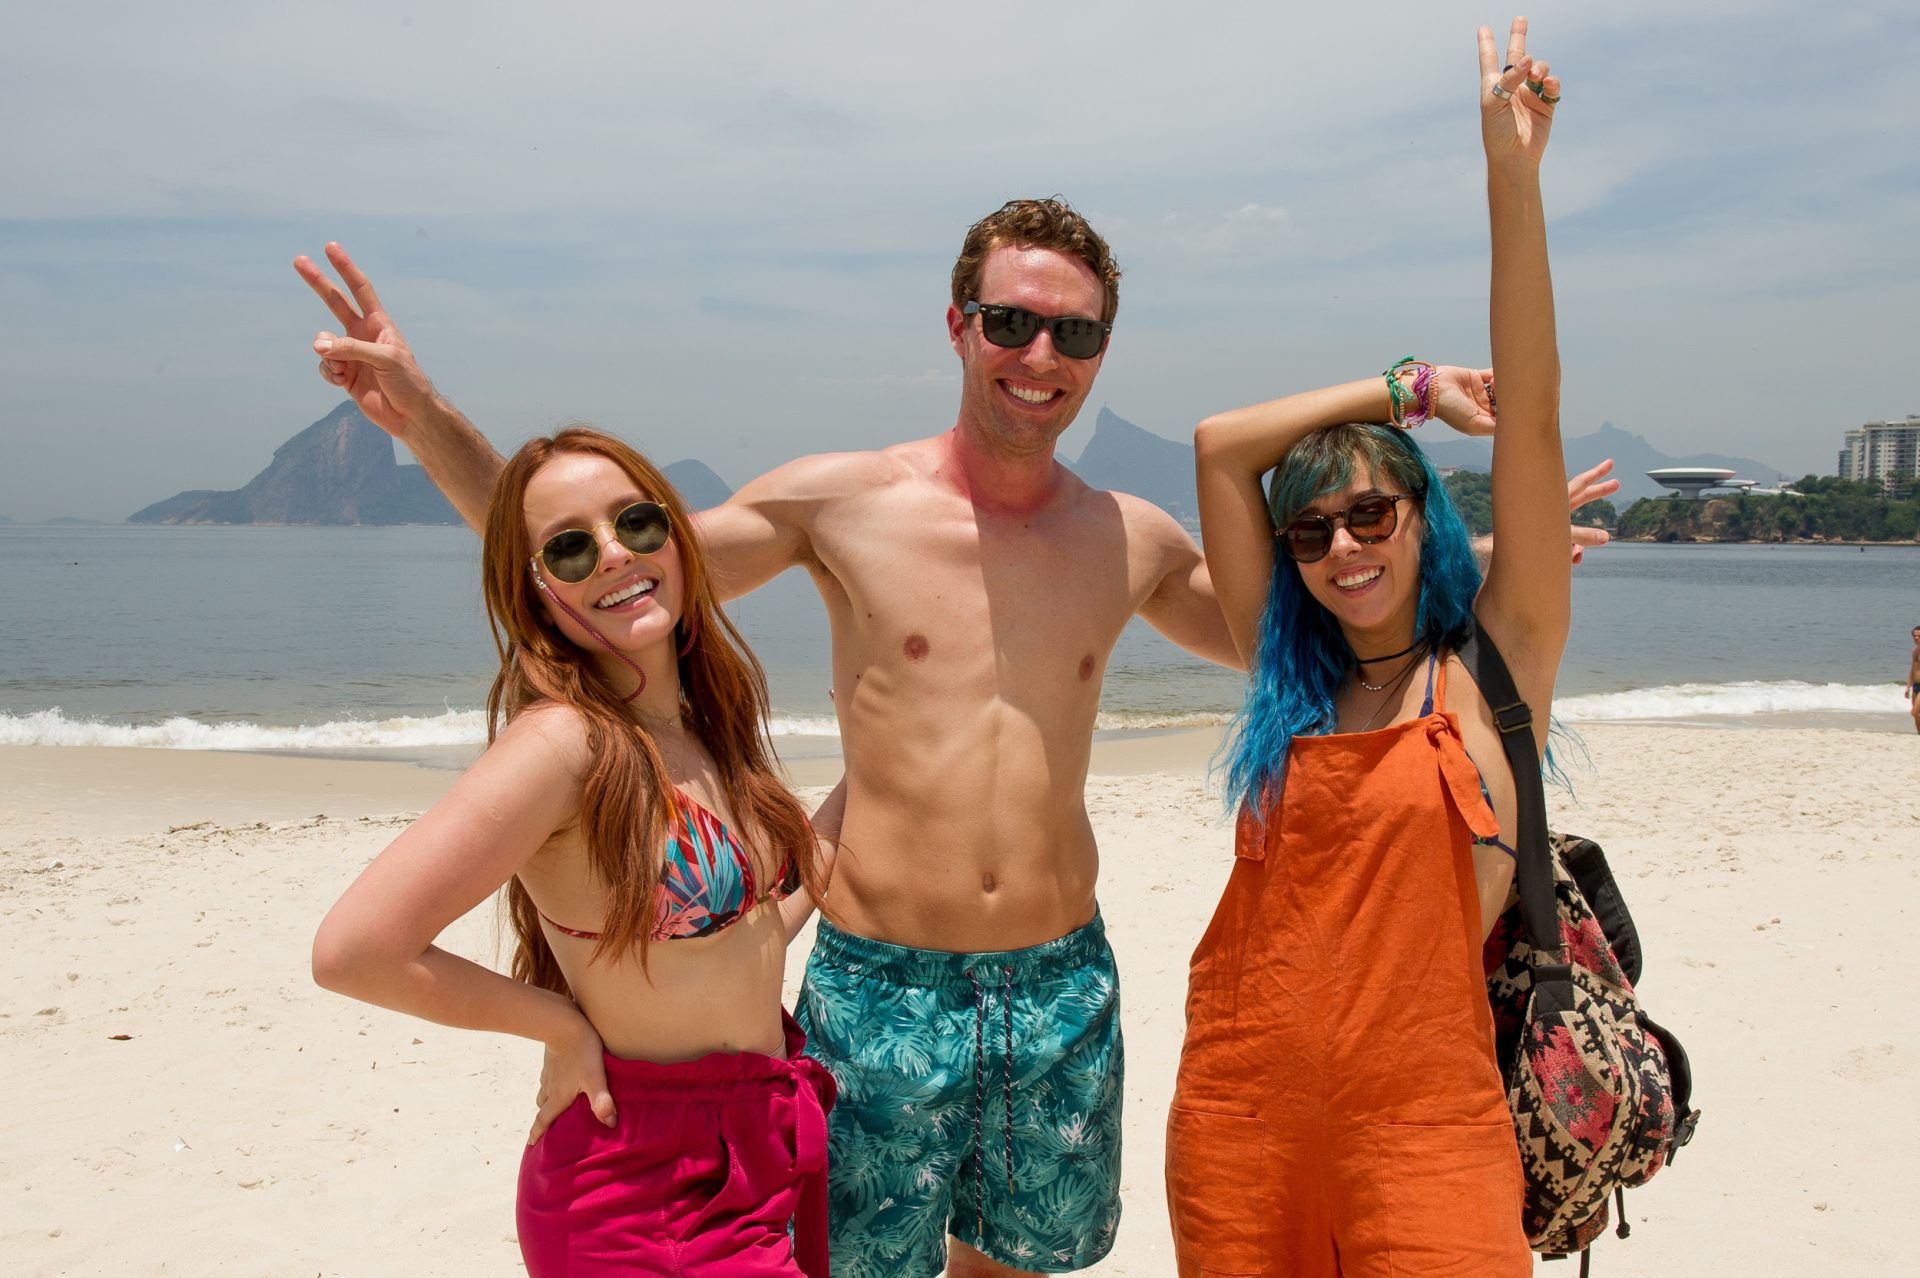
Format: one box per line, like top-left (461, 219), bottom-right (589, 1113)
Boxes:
top-left (314, 427), bottom-right (837, 1276)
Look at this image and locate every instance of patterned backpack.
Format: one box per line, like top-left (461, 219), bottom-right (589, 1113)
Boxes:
top-left (1459, 628), bottom-right (1701, 1266)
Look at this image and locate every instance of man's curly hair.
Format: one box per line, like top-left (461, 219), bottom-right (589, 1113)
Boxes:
top-left (950, 197), bottom-right (1122, 324)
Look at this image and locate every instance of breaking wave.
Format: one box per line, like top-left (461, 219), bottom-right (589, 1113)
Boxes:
top-left (1556, 681), bottom-right (1905, 721)
top-left (9, 684), bottom-right (1894, 751)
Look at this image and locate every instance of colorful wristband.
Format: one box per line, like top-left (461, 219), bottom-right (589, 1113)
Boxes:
top-left (1383, 357), bottom-right (1434, 429)
top-left (1406, 362), bottom-right (1437, 427)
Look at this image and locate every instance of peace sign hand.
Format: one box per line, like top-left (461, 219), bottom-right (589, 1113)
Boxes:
top-left (1478, 17), bottom-right (1560, 167)
top-left (292, 243), bottom-right (437, 440)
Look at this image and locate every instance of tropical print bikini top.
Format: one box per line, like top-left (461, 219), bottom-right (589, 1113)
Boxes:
top-left (536, 788), bottom-right (800, 943)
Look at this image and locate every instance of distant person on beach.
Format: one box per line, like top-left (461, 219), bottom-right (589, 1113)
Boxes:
top-left (312, 428), bottom-right (839, 1276)
top-left (1909, 624), bottom-right (1919, 734)
top-left (296, 174), bottom-right (1610, 1278)
top-left (1168, 21), bottom-right (1565, 1274)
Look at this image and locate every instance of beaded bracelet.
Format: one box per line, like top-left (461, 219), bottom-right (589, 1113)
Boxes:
top-left (1383, 357), bottom-right (1435, 429)
top-left (1406, 362), bottom-right (1437, 427)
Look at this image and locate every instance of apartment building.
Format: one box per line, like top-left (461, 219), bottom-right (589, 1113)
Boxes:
top-left (1837, 416), bottom-right (1920, 489)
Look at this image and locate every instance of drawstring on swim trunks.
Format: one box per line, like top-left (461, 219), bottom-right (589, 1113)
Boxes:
top-left (965, 964), bottom-right (1018, 1241)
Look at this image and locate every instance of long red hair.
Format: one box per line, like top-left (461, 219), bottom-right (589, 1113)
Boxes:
top-left (481, 428), bottom-right (824, 991)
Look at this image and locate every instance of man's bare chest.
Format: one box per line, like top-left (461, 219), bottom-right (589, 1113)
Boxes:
top-left (809, 511), bottom-right (1142, 670)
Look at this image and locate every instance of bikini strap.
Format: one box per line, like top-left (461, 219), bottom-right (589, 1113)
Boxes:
top-left (535, 903), bottom-right (602, 942)
top-left (1418, 649), bottom-right (1441, 717)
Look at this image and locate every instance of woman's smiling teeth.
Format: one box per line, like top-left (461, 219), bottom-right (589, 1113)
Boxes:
top-left (1334, 566), bottom-right (1383, 591)
top-left (595, 578), bottom-right (657, 609)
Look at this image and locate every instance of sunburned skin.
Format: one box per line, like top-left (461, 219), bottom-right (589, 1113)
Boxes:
top-left (774, 436), bottom-right (1220, 950)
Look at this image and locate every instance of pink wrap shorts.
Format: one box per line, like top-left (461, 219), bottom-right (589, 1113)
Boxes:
top-left (518, 1011), bottom-right (837, 1277)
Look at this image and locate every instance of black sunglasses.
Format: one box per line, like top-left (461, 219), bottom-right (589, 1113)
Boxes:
top-left (963, 300), bottom-right (1112, 360)
top-left (534, 501), bottom-right (673, 583)
top-left (1277, 494), bottom-right (1413, 564)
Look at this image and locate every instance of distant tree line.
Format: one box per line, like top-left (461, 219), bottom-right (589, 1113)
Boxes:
top-left (1438, 469), bottom-right (1617, 538)
top-left (1616, 475), bottom-right (1919, 542)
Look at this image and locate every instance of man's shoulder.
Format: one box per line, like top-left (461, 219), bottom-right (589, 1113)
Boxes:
top-left (736, 443), bottom-right (924, 505)
top-left (1068, 479), bottom-right (1195, 547)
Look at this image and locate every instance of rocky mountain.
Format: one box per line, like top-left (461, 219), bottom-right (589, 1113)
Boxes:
top-left (662, 460), bottom-right (733, 510)
top-left (128, 403), bottom-right (735, 525)
top-left (129, 403), bottom-right (460, 525)
top-left (1067, 407), bottom-right (1199, 526)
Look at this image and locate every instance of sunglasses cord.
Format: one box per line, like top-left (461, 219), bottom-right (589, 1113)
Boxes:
top-left (531, 572), bottom-right (648, 701)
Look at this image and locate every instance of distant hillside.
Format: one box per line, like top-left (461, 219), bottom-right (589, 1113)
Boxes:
top-left (129, 402), bottom-right (734, 526)
top-left (1617, 480), bottom-right (1918, 543)
top-left (663, 459), bottom-right (733, 509)
top-left (1060, 412), bottom-right (1787, 524)
top-left (1419, 422), bottom-right (1785, 505)
top-left (1067, 407), bottom-right (1199, 527)
top-left (129, 403), bottom-right (462, 526)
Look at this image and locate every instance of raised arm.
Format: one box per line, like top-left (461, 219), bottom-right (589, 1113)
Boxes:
top-left (295, 243), bottom-right (508, 531)
top-left (1473, 18), bottom-right (1570, 721)
top-left (295, 243), bottom-right (825, 598)
top-left (1194, 376), bottom-right (1487, 667)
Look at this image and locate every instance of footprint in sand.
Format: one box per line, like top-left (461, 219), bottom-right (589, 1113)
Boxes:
top-left (1836, 1042), bottom-right (1901, 1082)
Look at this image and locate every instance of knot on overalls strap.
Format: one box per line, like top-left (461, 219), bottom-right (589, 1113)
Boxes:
top-left (1428, 718), bottom-right (1503, 843)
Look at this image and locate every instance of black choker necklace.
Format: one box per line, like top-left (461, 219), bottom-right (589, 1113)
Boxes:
top-left (1354, 638), bottom-right (1425, 665)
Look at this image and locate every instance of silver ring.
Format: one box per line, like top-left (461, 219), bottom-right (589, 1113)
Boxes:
top-left (1490, 83), bottom-right (1514, 100)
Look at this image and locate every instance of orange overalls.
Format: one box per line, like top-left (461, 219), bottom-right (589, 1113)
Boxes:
top-left (1165, 658), bottom-right (1530, 1277)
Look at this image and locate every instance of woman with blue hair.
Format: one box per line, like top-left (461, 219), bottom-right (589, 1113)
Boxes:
top-left (1164, 19), bottom-right (1572, 1276)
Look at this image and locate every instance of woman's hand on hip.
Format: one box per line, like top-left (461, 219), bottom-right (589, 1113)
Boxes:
top-left (528, 1010), bottom-right (616, 1145)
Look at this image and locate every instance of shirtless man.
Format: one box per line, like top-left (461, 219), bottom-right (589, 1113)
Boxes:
top-left (298, 200), bottom-right (1233, 1278)
top-left (1908, 625), bottom-right (1919, 735)
top-left (297, 204), bottom-right (1613, 1276)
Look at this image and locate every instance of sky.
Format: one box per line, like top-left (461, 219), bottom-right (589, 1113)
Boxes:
top-left (1, 1), bottom-right (1912, 520)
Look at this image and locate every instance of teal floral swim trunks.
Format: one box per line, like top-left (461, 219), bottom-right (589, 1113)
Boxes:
top-left (795, 912), bottom-right (1123, 1277)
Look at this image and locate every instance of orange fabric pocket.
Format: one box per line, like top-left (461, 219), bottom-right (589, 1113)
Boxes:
top-left (1165, 1105), bottom-right (1274, 1276)
top-left (1343, 1122), bottom-right (1528, 1277)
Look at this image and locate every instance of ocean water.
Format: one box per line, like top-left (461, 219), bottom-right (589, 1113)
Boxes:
top-left (1, 527), bottom-right (1914, 752)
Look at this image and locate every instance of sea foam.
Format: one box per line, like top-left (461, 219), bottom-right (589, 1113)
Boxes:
top-left (0, 707), bottom-right (853, 750)
top-left (4, 682), bottom-right (1901, 750)
top-left (0, 707), bottom-right (492, 750)
top-left (1557, 680), bottom-right (1906, 721)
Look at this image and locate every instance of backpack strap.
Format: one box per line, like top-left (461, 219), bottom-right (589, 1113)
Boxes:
top-left (1456, 624), bottom-right (1565, 969)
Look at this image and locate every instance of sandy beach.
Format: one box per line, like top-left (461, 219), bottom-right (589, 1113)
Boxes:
top-left (4, 720), bottom-right (1916, 1275)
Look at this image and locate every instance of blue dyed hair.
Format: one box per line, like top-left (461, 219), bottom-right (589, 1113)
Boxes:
top-left (1221, 424), bottom-right (1482, 813)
